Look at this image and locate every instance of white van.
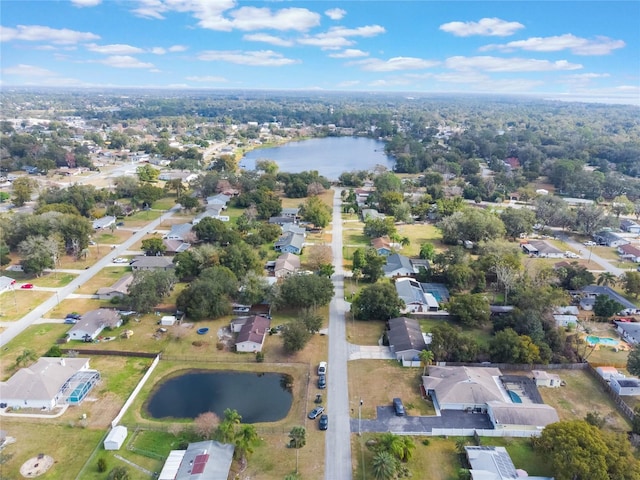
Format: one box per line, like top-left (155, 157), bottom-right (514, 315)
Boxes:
top-left (318, 362), bottom-right (327, 375)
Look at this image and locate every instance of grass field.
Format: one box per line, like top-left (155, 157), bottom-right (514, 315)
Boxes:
top-left (1, 271), bottom-right (76, 288)
top-left (0, 290), bottom-right (54, 322)
top-left (75, 266), bottom-right (132, 294)
top-left (94, 229), bottom-right (132, 245)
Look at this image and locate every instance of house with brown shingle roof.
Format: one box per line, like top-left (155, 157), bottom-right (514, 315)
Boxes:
top-left (371, 236), bottom-right (393, 256)
top-left (618, 243), bottom-right (640, 263)
top-left (274, 253), bottom-right (300, 278)
top-left (235, 316), bottom-right (271, 353)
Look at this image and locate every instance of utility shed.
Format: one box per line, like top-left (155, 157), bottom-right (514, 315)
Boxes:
top-left (104, 425), bottom-right (128, 450)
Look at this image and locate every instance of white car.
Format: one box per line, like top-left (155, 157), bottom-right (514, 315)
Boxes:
top-left (583, 241), bottom-right (596, 246)
top-left (565, 251), bottom-right (580, 259)
top-left (318, 361), bottom-right (327, 375)
top-left (113, 257), bottom-right (128, 263)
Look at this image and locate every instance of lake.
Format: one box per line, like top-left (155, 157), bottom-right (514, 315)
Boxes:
top-left (241, 136), bottom-right (394, 179)
top-left (146, 371), bottom-right (293, 423)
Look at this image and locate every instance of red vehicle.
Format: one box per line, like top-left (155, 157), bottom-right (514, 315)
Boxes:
top-left (20, 283), bottom-right (34, 289)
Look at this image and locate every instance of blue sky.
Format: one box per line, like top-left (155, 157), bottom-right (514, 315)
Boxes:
top-left (1, 1), bottom-right (639, 104)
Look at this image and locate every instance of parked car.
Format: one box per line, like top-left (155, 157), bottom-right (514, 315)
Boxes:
top-left (64, 318), bottom-right (77, 324)
top-left (319, 414), bottom-right (329, 430)
top-left (113, 258), bottom-right (128, 263)
top-left (318, 361), bottom-right (327, 375)
top-left (392, 398), bottom-right (405, 416)
top-left (88, 240), bottom-right (97, 245)
top-left (20, 283), bottom-right (34, 289)
top-left (66, 313), bottom-right (81, 320)
top-left (584, 241), bottom-right (596, 246)
top-left (317, 374), bottom-right (326, 389)
top-left (308, 406), bottom-right (325, 419)
top-left (116, 222), bottom-right (125, 226)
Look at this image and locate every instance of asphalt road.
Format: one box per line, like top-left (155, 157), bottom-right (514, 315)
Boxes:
top-left (325, 188), bottom-right (353, 480)
top-left (0, 206), bottom-right (178, 348)
top-left (555, 230), bottom-right (628, 276)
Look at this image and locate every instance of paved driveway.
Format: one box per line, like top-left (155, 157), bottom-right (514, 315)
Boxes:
top-left (353, 406), bottom-right (494, 434)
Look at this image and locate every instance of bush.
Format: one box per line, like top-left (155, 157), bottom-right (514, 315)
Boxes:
top-left (255, 351), bottom-right (264, 363)
top-left (97, 458), bottom-right (107, 473)
top-left (44, 345), bottom-right (62, 357)
top-left (421, 438), bottom-right (430, 446)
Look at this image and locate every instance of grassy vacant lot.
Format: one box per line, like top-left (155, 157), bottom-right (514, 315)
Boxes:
top-left (395, 222), bottom-right (444, 257)
top-left (536, 368), bottom-right (631, 432)
top-left (94, 229), bottom-right (132, 245)
top-left (45, 297), bottom-right (107, 318)
top-left (75, 266), bottom-right (132, 295)
top-left (345, 318), bottom-right (386, 345)
top-left (126, 209), bottom-right (163, 227)
top-left (1, 271), bottom-right (76, 288)
top-left (0, 290), bottom-right (54, 322)
top-left (57, 254), bottom-right (98, 270)
top-left (348, 360), bottom-right (435, 418)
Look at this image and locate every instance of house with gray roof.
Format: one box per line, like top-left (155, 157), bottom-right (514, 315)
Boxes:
top-left (165, 223), bottom-right (193, 241)
top-left (281, 223), bottom-right (307, 236)
top-left (130, 255), bottom-right (175, 271)
top-left (92, 215), bottom-right (116, 230)
top-left (163, 238), bottom-right (191, 255)
top-left (68, 309), bottom-right (122, 341)
top-left (582, 285), bottom-right (639, 314)
top-left (0, 357), bottom-right (99, 410)
top-left (158, 440), bottom-right (234, 480)
top-left (486, 401), bottom-right (559, 431)
top-left (526, 240), bottom-right (564, 258)
top-left (206, 193), bottom-right (230, 208)
top-left (615, 321), bottom-right (640, 344)
top-left (383, 253), bottom-right (421, 278)
top-left (387, 317), bottom-right (429, 362)
top-left (269, 216), bottom-right (296, 226)
top-left (96, 273), bottom-right (133, 300)
top-left (594, 230), bottom-right (629, 248)
top-left (274, 232), bottom-right (304, 255)
top-left (361, 208), bottom-right (384, 221)
top-left (621, 219), bottom-right (640, 234)
top-left (395, 278), bottom-right (439, 313)
top-left (611, 377), bottom-right (640, 396)
top-left (465, 446), bottom-right (553, 480)
top-left (274, 253), bottom-right (300, 278)
top-left (423, 366), bottom-right (505, 412)
top-left (281, 207), bottom-right (300, 218)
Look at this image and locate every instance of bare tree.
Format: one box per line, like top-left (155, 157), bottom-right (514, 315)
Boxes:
top-left (493, 264), bottom-right (521, 305)
top-left (194, 412), bottom-right (220, 440)
top-left (307, 245), bottom-right (332, 270)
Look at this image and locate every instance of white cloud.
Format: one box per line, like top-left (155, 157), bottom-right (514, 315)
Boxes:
top-left (100, 55), bottom-right (155, 68)
top-left (151, 47), bottom-right (166, 55)
top-left (87, 43), bottom-right (144, 55)
top-left (298, 24), bottom-right (385, 50)
top-left (328, 49), bottom-right (368, 59)
top-left (186, 75), bottom-right (228, 83)
top-left (168, 45), bottom-right (187, 52)
top-left (325, 8), bottom-right (346, 20)
top-left (228, 7), bottom-right (320, 32)
top-left (198, 49), bottom-right (298, 67)
top-left (565, 73), bottom-right (611, 80)
top-left (0, 25), bottom-right (100, 44)
top-left (480, 34), bottom-right (625, 56)
top-left (71, 0), bottom-right (101, 6)
top-left (2, 64), bottom-right (57, 76)
top-left (243, 33), bottom-right (294, 47)
top-left (353, 57), bottom-right (439, 72)
top-left (439, 17), bottom-right (524, 37)
top-left (445, 56), bottom-right (582, 72)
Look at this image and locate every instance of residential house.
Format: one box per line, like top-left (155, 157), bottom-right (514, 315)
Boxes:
top-left (269, 216), bottom-right (296, 226)
top-left (206, 193), bottom-right (230, 209)
top-left (193, 206), bottom-right (229, 224)
top-left (615, 321), bottom-right (640, 344)
top-left (281, 223), bottom-right (307, 236)
top-left (386, 317), bottom-right (429, 362)
top-left (274, 232), bottom-right (304, 255)
top-left (158, 171), bottom-right (199, 183)
top-left (610, 377), bottom-right (640, 396)
top-left (165, 223), bottom-right (193, 242)
top-left (92, 216), bottom-right (116, 230)
top-left (581, 285), bottom-right (640, 315)
top-left (235, 316), bottom-right (271, 353)
top-left (594, 230), bottom-right (629, 248)
top-left (68, 309), bottom-right (122, 341)
top-left (274, 253), bottom-right (300, 278)
top-left (553, 314), bottom-right (578, 328)
top-left (361, 208), bottom-right (384, 221)
top-left (0, 357), bottom-right (99, 410)
top-left (487, 401), bottom-right (560, 432)
top-left (618, 243), bottom-right (640, 263)
top-left (395, 278), bottom-right (439, 313)
top-left (96, 274), bottom-right (133, 300)
top-left (158, 441), bottom-right (234, 480)
top-left (371, 236), bottom-right (393, 256)
top-left (0, 276), bottom-right (15, 294)
top-left (465, 446), bottom-right (553, 480)
top-left (281, 207), bottom-right (300, 218)
top-left (553, 306), bottom-right (579, 316)
top-left (162, 239), bottom-right (190, 255)
top-left (621, 219), bottom-right (640, 234)
top-left (383, 253), bottom-right (417, 278)
top-left (130, 256), bottom-right (174, 271)
top-left (525, 240), bottom-right (564, 258)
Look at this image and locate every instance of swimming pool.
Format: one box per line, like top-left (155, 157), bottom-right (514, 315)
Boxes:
top-left (507, 390), bottom-right (522, 403)
top-left (586, 336), bottom-right (619, 346)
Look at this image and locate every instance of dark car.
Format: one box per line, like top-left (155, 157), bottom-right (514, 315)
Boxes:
top-left (393, 398), bottom-right (405, 416)
top-left (116, 221), bottom-right (125, 226)
top-left (319, 414), bottom-right (328, 430)
top-left (308, 406), bottom-right (325, 420)
top-left (66, 313), bottom-right (81, 320)
top-left (317, 374), bottom-right (326, 389)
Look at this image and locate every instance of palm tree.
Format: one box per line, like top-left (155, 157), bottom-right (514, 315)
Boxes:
top-left (397, 436), bottom-right (415, 462)
top-left (419, 349), bottom-right (434, 376)
top-left (371, 451), bottom-right (398, 480)
top-left (378, 433), bottom-right (404, 460)
top-left (234, 424), bottom-right (259, 465)
top-left (288, 426), bottom-right (306, 449)
top-left (15, 349), bottom-right (37, 367)
top-left (216, 409), bottom-right (242, 443)
top-left (597, 272), bottom-right (618, 287)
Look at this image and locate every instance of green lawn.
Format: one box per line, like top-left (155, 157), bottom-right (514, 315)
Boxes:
top-left (1, 271), bottom-right (76, 288)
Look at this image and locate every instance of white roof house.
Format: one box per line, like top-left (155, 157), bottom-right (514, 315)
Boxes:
top-left (68, 309), bottom-right (122, 341)
top-left (0, 357), bottom-right (98, 410)
top-left (104, 425), bottom-right (128, 450)
top-left (92, 216), bottom-right (116, 230)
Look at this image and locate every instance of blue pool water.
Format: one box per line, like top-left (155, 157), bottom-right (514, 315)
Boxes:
top-left (508, 390), bottom-right (522, 403)
top-left (586, 336), bottom-right (618, 346)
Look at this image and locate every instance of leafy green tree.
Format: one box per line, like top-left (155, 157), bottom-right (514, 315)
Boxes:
top-left (177, 266), bottom-right (237, 320)
top-left (621, 271), bottom-right (640, 298)
top-left (133, 183), bottom-right (164, 207)
top-left (164, 178), bottom-right (185, 197)
top-left (351, 282), bottom-right (404, 320)
top-left (593, 295), bottom-right (623, 319)
top-left (363, 217), bottom-right (397, 239)
top-left (489, 328), bottom-right (540, 364)
top-left (574, 203), bottom-right (608, 236)
top-left (438, 208), bottom-right (506, 244)
top-left (97, 458), bottom-right (107, 473)
top-left (238, 272), bottom-right (272, 306)
top-left (178, 195), bottom-right (199, 211)
top-left (500, 207), bottom-right (536, 239)
top-left (44, 345), bottom-right (62, 357)
top-left (374, 171), bottom-right (402, 194)
top-left (141, 237), bottom-right (166, 256)
top-left (627, 344), bottom-right (640, 376)
top-left (430, 323), bottom-right (479, 362)
top-left (288, 426), bottom-right (306, 448)
top-left (126, 270), bottom-right (176, 313)
top-left (362, 248), bottom-right (386, 283)
top-left (19, 235), bottom-right (61, 276)
top-left (58, 214), bottom-right (92, 257)
top-left (448, 293), bottom-right (490, 327)
top-left (611, 195), bottom-right (634, 217)
top-left (282, 321), bottom-right (311, 354)
top-left (219, 242), bottom-right (261, 278)
top-left (533, 420), bottom-right (610, 480)
top-left (193, 217), bottom-right (233, 244)
top-left (136, 163), bottom-right (159, 183)
top-left (107, 466), bottom-right (130, 480)
top-left (419, 243), bottom-right (436, 261)
top-left (557, 262), bottom-right (595, 290)
top-left (301, 195), bottom-right (332, 228)
top-left (11, 176), bottom-right (35, 207)
top-left (278, 275), bottom-right (334, 309)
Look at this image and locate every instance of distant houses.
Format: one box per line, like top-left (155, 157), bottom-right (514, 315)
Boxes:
top-left (581, 285), bottom-right (640, 315)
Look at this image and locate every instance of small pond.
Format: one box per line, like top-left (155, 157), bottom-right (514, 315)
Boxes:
top-left (146, 371), bottom-right (293, 423)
